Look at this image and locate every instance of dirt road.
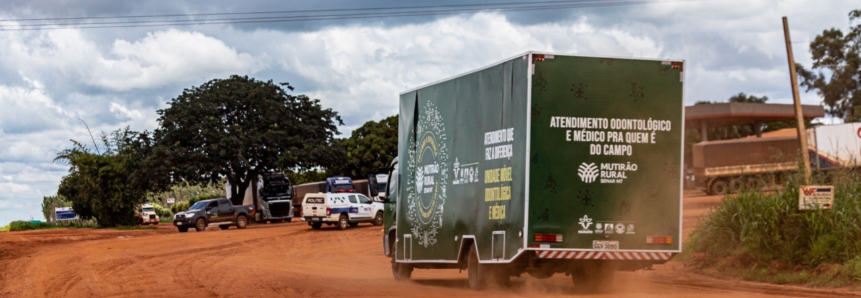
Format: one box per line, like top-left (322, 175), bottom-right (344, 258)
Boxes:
top-left (1, 192), bottom-right (859, 298)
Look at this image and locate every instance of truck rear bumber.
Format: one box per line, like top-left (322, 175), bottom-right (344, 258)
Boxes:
top-left (395, 52), bottom-right (683, 264)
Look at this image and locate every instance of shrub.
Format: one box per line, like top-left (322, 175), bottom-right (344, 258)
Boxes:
top-left (690, 169), bottom-right (861, 267)
top-left (149, 202), bottom-right (173, 219)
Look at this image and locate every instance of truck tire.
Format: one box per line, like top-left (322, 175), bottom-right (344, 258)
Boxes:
top-left (709, 179), bottom-right (729, 195)
top-left (219, 225), bottom-right (230, 230)
top-left (391, 242), bottom-right (413, 281)
top-left (178, 227), bottom-right (189, 233)
top-left (729, 178), bottom-right (745, 193)
top-left (311, 222), bottom-right (322, 229)
top-left (571, 261), bottom-right (615, 293)
top-left (286, 218), bottom-right (292, 223)
top-left (467, 245), bottom-right (487, 290)
top-left (338, 214), bottom-right (350, 230)
top-left (373, 211), bottom-right (384, 226)
top-left (195, 218), bottom-right (206, 232)
top-left (236, 215), bottom-right (248, 229)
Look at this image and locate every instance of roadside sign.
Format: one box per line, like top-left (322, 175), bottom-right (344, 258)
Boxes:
top-left (167, 198), bottom-right (175, 204)
top-left (55, 207), bottom-right (78, 220)
top-left (799, 185), bottom-right (834, 210)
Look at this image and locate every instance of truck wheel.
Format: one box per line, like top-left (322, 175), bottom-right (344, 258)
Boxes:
top-left (467, 245), bottom-right (487, 290)
top-left (709, 179), bottom-right (729, 195)
top-left (729, 178), bottom-right (745, 193)
top-left (219, 225), bottom-right (230, 230)
top-left (391, 243), bottom-right (413, 280)
top-left (373, 211), bottom-right (384, 226)
top-left (195, 218), bottom-right (206, 232)
top-left (286, 218), bottom-right (292, 223)
top-left (311, 222), bottom-right (322, 230)
top-left (571, 261), bottom-right (615, 293)
top-left (178, 227), bottom-right (189, 233)
top-left (236, 215), bottom-right (248, 229)
top-left (338, 214), bottom-right (350, 230)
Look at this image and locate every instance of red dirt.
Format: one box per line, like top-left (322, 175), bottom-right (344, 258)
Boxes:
top-left (1, 192), bottom-right (860, 298)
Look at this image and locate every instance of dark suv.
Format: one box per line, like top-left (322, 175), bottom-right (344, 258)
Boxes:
top-left (173, 198), bottom-right (254, 232)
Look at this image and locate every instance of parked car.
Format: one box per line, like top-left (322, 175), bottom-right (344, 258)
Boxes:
top-left (302, 193), bottom-right (384, 230)
top-left (172, 198), bottom-right (254, 233)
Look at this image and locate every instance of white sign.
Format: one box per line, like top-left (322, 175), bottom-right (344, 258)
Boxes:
top-left (799, 185), bottom-right (834, 210)
top-left (167, 198), bottom-right (175, 204)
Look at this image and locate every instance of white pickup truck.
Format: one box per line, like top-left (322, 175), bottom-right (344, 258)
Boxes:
top-left (302, 193), bottom-right (384, 230)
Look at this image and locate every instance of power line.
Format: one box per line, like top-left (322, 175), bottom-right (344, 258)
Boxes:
top-left (0, 0), bottom-right (704, 31)
top-left (0, 0), bottom-right (662, 23)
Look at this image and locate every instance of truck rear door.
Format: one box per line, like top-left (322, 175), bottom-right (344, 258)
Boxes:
top-left (303, 195), bottom-right (327, 218)
top-left (526, 55), bottom-right (684, 260)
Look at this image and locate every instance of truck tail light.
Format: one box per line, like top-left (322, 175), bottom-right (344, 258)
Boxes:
top-left (534, 233), bottom-right (563, 243)
top-left (646, 236), bottom-right (673, 244)
top-left (326, 207), bottom-right (331, 217)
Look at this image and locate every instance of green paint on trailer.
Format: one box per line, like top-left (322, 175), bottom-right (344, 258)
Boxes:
top-left (390, 52), bottom-right (683, 265)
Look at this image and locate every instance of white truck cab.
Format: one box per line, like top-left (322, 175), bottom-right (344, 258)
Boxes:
top-left (302, 193), bottom-right (384, 230)
top-left (137, 204), bottom-right (160, 225)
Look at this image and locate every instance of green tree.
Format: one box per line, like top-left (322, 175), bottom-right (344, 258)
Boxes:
top-left (336, 115), bottom-right (398, 178)
top-left (41, 195), bottom-right (70, 223)
top-left (797, 9), bottom-right (861, 121)
top-left (153, 75), bottom-right (343, 205)
top-left (55, 129), bottom-right (158, 227)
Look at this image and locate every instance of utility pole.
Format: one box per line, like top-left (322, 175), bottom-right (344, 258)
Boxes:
top-left (782, 16), bottom-right (812, 184)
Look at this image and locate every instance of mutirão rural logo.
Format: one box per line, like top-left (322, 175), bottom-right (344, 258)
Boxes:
top-left (578, 162), bottom-right (599, 183)
top-left (577, 162), bottom-right (638, 184)
top-left (406, 100), bottom-right (450, 248)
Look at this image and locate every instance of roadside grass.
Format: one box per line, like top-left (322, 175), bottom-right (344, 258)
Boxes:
top-left (6, 220), bottom-right (97, 231)
top-left (0, 224), bottom-right (9, 232)
top-left (686, 168), bottom-right (861, 288)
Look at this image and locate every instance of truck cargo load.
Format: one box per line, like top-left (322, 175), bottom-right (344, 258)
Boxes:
top-left (692, 123), bottom-right (860, 195)
top-left (382, 52), bottom-right (685, 290)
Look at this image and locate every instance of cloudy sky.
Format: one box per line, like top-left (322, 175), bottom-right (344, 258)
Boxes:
top-left (0, 0), bottom-right (857, 224)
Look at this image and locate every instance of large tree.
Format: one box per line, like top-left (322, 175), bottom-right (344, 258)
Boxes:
top-left (154, 75), bottom-right (342, 205)
top-left (797, 9), bottom-right (861, 121)
top-left (55, 129), bottom-right (157, 227)
top-left (336, 115), bottom-right (398, 178)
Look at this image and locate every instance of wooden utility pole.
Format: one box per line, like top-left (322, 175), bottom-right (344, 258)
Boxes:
top-left (782, 16), bottom-right (812, 184)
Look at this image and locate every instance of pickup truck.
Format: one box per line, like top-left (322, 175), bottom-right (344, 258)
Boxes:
top-left (172, 198), bottom-right (254, 232)
top-left (302, 193), bottom-right (384, 230)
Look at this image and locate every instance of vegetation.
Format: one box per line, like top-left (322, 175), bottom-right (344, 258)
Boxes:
top-left (170, 193), bottom-right (222, 213)
top-left (5, 220), bottom-right (96, 231)
top-left (797, 9), bottom-right (861, 121)
top-left (41, 195), bottom-right (71, 223)
top-left (687, 169), bottom-right (861, 286)
top-left (152, 75), bottom-right (343, 205)
top-left (55, 128), bottom-right (161, 227)
top-left (334, 115), bottom-right (398, 178)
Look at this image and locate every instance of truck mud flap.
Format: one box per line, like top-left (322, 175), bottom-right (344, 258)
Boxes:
top-left (535, 250), bottom-right (673, 261)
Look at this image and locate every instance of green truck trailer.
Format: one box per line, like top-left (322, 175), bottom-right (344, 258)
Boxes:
top-left (381, 52), bottom-right (685, 290)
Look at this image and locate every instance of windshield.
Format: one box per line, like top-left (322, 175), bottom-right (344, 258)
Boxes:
top-left (189, 201), bottom-right (208, 210)
top-left (142, 207), bottom-right (155, 213)
top-left (265, 185), bottom-right (291, 197)
top-left (377, 182), bottom-right (387, 192)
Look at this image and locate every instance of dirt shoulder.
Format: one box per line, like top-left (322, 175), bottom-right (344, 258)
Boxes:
top-left (1, 193), bottom-right (860, 297)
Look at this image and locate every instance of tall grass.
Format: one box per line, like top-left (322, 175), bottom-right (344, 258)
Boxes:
top-left (690, 169), bottom-right (861, 267)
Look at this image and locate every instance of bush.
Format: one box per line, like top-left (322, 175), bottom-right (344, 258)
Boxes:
top-left (171, 201), bottom-right (190, 214)
top-left (9, 221), bottom-right (42, 231)
top-left (690, 170), bottom-right (861, 267)
top-left (149, 202), bottom-right (173, 219)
